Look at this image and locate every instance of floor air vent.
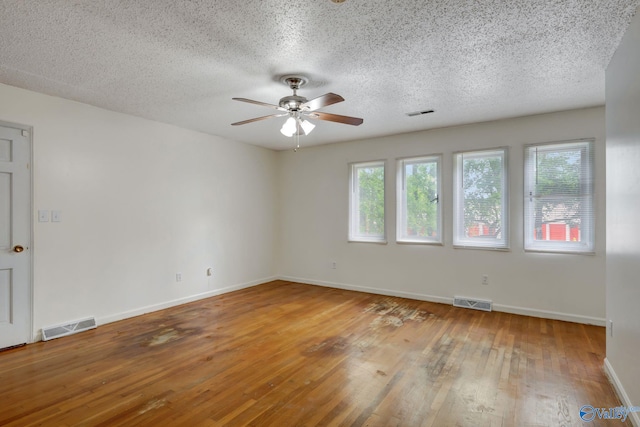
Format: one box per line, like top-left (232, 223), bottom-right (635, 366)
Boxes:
top-left (453, 297), bottom-right (492, 312)
top-left (42, 317), bottom-right (97, 341)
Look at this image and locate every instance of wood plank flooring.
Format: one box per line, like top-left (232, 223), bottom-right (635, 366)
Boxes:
top-left (0, 280), bottom-right (627, 426)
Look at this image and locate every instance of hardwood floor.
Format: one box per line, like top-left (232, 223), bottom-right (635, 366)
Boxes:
top-left (0, 280), bottom-right (627, 426)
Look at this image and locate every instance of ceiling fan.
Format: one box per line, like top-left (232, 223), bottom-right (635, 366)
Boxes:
top-left (231, 75), bottom-right (363, 141)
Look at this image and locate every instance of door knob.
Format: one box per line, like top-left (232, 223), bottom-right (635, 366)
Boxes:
top-left (13, 245), bottom-right (25, 253)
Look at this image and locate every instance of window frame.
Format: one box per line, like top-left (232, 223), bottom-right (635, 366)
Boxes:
top-left (396, 155), bottom-right (443, 245)
top-left (523, 139), bottom-right (595, 254)
top-left (348, 160), bottom-right (387, 243)
top-left (453, 147), bottom-right (509, 250)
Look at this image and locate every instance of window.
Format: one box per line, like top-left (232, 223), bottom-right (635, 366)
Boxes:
top-left (349, 161), bottom-right (385, 242)
top-left (453, 148), bottom-right (508, 249)
top-left (396, 156), bottom-right (442, 243)
top-left (524, 140), bottom-right (594, 253)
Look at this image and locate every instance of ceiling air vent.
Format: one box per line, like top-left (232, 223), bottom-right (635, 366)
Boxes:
top-left (406, 109), bottom-right (435, 117)
top-left (42, 316), bottom-right (97, 341)
top-left (453, 296), bottom-right (492, 312)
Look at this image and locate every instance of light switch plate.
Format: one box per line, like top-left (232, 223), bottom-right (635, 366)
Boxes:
top-left (38, 210), bottom-right (49, 222)
top-left (52, 210), bottom-right (61, 222)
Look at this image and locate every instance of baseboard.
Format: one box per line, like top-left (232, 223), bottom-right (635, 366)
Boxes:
top-left (279, 275), bottom-right (453, 306)
top-left (31, 275), bottom-right (604, 342)
top-left (493, 303), bottom-right (605, 326)
top-left (97, 276), bottom-right (278, 327)
top-left (31, 276), bottom-right (277, 341)
top-left (604, 358), bottom-right (640, 427)
top-left (277, 275), bottom-right (606, 326)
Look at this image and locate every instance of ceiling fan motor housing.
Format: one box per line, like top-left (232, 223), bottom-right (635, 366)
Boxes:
top-left (279, 95), bottom-right (308, 111)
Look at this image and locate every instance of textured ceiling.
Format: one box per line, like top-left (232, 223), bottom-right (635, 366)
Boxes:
top-left (0, 1), bottom-right (638, 150)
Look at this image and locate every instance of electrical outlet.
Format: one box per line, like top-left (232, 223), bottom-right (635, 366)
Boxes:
top-left (206, 267), bottom-right (213, 277)
top-left (331, 261), bottom-right (337, 269)
top-left (176, 273), bottom-right (182, 282)
top-left (609, 320), bottom-right (614, 337)
top-left (482, 275), bottom-right (489, 285)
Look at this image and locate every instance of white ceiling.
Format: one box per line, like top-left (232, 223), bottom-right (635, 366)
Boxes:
top-left (0, 1), bottom-right (638, 150)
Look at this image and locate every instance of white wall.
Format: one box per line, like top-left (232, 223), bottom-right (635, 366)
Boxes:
top-left (277, 107), bottom-right (606, 324)
top-left (0, 83), bottom-right (278, 336)
top-left (0, 80), bottom-right (611, 343)
top-left (605, 5), bottom-right (640, 422)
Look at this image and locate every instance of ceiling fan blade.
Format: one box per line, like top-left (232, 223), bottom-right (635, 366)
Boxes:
top-left (301, 93), bottom-right (344, 111)
top-left (306, 111), bottom-right (363, 126)
top-left (232, 97), bottom-right (287, 111)
top-left (231, 113), bottom-right (287, 126)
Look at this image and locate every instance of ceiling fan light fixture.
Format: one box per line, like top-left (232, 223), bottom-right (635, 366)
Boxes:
top-left (280, 116), bottom-right (297, 137)
top-left (300, 119), bottom-right (315, 135)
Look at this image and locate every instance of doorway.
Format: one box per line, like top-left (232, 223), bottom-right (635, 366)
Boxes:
top-left (0, 121), bottom-right (32, 349)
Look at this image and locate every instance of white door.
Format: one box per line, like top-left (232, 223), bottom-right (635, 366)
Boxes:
top-left (0, 123), bottom-right (31, 349)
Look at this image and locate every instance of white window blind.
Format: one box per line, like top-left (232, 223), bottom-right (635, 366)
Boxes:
top-left (349, 161), bottom-right (386, 242)
top-left (396, 155), bottom-right (442, 244)
top-left (453, 148), bottom-right (508, 249)
top-left (524, 140), bottom-right (594, 253)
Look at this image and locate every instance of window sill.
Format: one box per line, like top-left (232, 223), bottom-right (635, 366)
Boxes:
top-left (524, 248), bottom-right (595, 256)
top-left (396, 240), bottom-right (443, 246)
top-left (453, 245), bottom-right (510, 252)
top-left (348, 239), bottom-right (388, 245)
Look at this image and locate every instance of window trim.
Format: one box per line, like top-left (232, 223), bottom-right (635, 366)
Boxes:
top-left (453, 147), bottom-right (510, 250)
top-left (396, 154), bottom-right (443, 245)
top-left (348, 160), bottom-right (387, 243)
top-left (523, 139), bottom-right (595, 254)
